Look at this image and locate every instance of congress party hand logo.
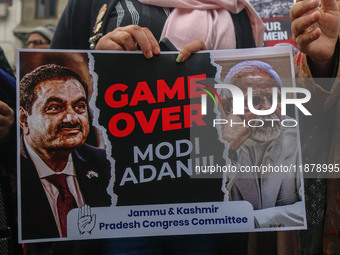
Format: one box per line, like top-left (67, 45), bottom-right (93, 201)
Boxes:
top-left (78, 204), bottom-right (96, 235)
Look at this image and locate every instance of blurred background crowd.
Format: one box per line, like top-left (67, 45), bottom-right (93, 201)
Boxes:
top-left (0, 0), bottom-right (62, 70)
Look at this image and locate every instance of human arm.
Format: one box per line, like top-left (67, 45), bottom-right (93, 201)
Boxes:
top-left (0, 99), bottom-right (16, 175)
top-left (253, 201), bottom-right (305, 228)
top-left (227, 162), bottom-right (305, 228)
top-left (96, 25), bottom-right (207, 61)
top-left (290, 0), bottom-right (340, 77)
top-left (51, 0), bottom-right (208, 58)
top-left (254, 176), bottom-right (304, 228)
top-left (220, 97), bottom-right (251, 151)
top-left (0, 59), bottom-right (16, 170)
top-left (254, 161), bottom-right (304, 228)
top-left (0, 100), bottom-right (14, 143)
top-left (221, 116), bottom-right (251, 151)
top-left (95, 25), bottom-right (161, 58)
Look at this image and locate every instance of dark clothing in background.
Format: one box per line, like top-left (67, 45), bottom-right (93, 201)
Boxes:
top-left (51, 0), bottom-right (168, 50)
top-left (0, 47), bottom-right (21, 255)
top-left (51, 0), bottom-right (255, 50)
top-left (0, 47), bottom-right (14, 78)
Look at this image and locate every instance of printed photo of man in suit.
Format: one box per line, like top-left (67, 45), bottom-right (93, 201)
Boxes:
top-left (220, 60), bottom-right (304, 228)
top-left (19, 64), bottom-right (111, 240)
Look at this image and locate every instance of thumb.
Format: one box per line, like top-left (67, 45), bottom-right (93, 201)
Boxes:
top-left (91, 214), bottom-right (96, 224)
top-left (321, 0), bottom-right (338, 11)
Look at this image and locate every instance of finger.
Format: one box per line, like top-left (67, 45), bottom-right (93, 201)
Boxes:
top-left (290, 0), bottom-right (319, 21)
top-left (0, 113), bottom-right (9, 125)
top-left (110, 29), bottom-right (140, 51)
top-left (96, 25), bottom-right (159, 58)
top-left (142, 27), bottom-right (160, 55)
top-left (82, 205), bottom-right (86, 217)
top-left (96, 34), bottom-right (125, 51)
top-left (81, 204), bottom-right (85, 217)
top-left (85, 204), bottom-right (90, 216)
top-left (79, 205), bottom-right (84, 218)
top-left (176, 40), bottom-right (207, 63)
top-left (96, 31), bottom-right (133, 51)
top-left (291, 11), bottom-right (321, 38)
top-left (295, 28), bottom-right (321, 51)
top-left (321, 0), bottom-right (339, 11)
top-left (229, 131), bottom-right (251, 151)
top-left (0, 100), bottom-right (13, 116)
top-left (122, 25), bottom-right (154, 58)
top-left (91, 214), bottom-right (96, 225)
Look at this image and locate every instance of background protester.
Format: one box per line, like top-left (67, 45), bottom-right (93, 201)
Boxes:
top-left (290, 0), bottom-right (340, 254)
top-left (0, 46), bottom-right (22, 255)
top-left (50, 0), bottom-right (264, 55)
top-left (26, 24), bottom-right (56, 49)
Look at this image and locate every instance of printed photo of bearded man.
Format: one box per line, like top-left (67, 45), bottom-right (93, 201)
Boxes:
top-left (220, 60), bottom-right (304, 229)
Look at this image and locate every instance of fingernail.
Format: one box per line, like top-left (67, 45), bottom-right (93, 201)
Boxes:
top-left (176, 53), bottom-right (183, 63)
top-left (145, 50), bottom-right (153, 59)
top-left (153, 46), bottom-right (160, 55)
top-left (310, 0), bottom-right (317, 7)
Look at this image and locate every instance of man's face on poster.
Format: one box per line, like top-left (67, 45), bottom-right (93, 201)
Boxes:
top-left (235, 70), bottom-right (282, 143)
top-left (23, 78), bottom-right (90, 152)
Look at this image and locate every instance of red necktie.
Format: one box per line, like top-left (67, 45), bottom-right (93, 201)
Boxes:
top-left (47, 174), bottom-right (77, 237)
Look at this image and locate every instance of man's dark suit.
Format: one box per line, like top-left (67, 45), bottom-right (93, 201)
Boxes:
top-left (20, 141), bottom-right (112, 240)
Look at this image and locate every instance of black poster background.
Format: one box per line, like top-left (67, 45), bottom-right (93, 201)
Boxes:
top-left (92, 52), bottom-right (226, 206)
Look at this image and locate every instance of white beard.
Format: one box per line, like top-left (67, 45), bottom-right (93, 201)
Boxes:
top-left (250, 114), bottom-right (282, 143)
